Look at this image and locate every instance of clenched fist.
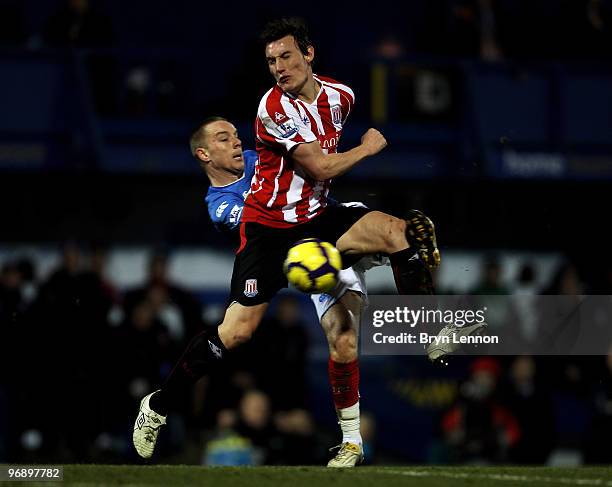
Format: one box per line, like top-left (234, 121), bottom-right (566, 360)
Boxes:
top-left (361, 128), bottom-right (387, 156)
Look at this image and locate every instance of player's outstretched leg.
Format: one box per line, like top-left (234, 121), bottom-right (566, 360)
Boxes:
top-left (132, 302), bottom-right (267, 458)
top-left (321, 292), bottom-right (364, 467)
top-left (336, 210), bottom-right (436, 296)
top-left (395, 209), bottom-right (487, 361)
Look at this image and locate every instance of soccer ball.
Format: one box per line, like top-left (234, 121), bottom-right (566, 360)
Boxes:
top-left (283, 238), bottom-right (342, 293)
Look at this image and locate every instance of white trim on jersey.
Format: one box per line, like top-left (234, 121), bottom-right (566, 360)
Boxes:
top-left (266, 155), bottom-right (284, 208)
top-left (317, 76), bottom-right (356, 103)
top-left (281, 172), bottom-right (305, 223)
top-left (307, 180), bottom-right (326, 219)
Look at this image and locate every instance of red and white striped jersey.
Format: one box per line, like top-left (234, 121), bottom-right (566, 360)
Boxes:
top-left (242, 75), bottom-right (355, 228)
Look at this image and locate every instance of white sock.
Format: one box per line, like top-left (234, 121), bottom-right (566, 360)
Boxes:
top-left (338, 401), bottom-right (362, 446)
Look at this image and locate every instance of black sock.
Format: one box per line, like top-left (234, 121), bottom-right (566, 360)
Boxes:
top-left (149, 326), bottom-right (227, 416)
top-left (389, 248), bottom-right (435, 295)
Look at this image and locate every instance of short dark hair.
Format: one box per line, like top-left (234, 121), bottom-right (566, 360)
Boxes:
top-left (260, 17), bottom-right (312, 55)
top-left (190, 116), bottom-right (227, 156)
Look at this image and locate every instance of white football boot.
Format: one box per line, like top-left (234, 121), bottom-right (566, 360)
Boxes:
top-left (327, 442), bottom-right (364, 468)
top-left (133, 390), bottom-right (166, 459)
top-left (426, 321), bottom-right (488, 362)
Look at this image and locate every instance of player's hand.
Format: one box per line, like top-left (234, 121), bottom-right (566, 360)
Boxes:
top-left (361, 128), bottom-right (387, 156)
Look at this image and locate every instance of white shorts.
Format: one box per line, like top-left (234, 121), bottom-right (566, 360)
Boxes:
top-left (310, 253), bottom-right (389, 321)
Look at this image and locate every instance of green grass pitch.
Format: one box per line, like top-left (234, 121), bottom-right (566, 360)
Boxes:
top-left (19, 465), bottom-right (612, 486)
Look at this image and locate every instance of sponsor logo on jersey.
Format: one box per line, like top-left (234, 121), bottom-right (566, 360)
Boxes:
top-left (319, 293), bottom-right (331, 303)
top-left (321, 133), bottom-right (340, 150)
top-left (274, 111), bottom-right (286, 122)
top-left (303, 116), bottom-right (310, 125)
top-left (244, 279), bottom-right (258, 297)
top-left (229, 204), bottom-right (242, 224)
top-left (331, 105), bottom-right (342, 125)
top-left (215, 201), bottom-right (229, 218)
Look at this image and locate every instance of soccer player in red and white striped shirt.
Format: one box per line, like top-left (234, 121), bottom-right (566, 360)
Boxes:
top-left (133, 18), bottom-right (445, 465)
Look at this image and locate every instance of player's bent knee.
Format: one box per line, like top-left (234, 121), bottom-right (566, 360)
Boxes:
top-left (322, 305), bottom-right (353, 337)
top-left (334, 331), bottom-right (357, 354)
top-left (331, 331), bottom-right (358, 362)
top-left (380, 215), bottom-right (408, 253)
top-left (219, 317), bottom-right (259, 348)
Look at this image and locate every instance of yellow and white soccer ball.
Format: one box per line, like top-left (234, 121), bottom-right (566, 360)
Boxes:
top-left (283, 238), bottom-right (342, 293)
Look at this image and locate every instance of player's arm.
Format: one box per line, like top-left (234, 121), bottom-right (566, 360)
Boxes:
top-left (292, 128), bottom-right (387, 180)
top-left (208, 194), bottom-right (245, 232)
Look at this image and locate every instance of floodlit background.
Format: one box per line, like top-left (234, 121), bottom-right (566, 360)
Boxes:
top-left (1, 0), bottom-right (612, 466)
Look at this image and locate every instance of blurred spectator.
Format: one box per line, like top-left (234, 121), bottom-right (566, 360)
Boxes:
top-left (123, 250), bottom-right (203, 346)
top-left (503, 356), bottom-right (555, 463)
top-left (542, 263), bottom-right (584, 296)
top-left (512, 263), bottom-right (539, 343)
top-left (471, 256), bottom-right (514, 335)
top-left (234, 389), bottom-right (282, 465)
top-left (441, 357), bottom-right (520, 463)
top-left (202, 409), bottom-right (253, 465)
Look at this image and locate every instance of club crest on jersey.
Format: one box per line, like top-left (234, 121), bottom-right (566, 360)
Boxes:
top-left (244, 279), bottom-right (258, 297)
top-left (331, 105), bottom-right (342, 125)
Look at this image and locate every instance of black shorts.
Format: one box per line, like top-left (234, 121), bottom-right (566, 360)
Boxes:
top-left (229, 205), bottom-right (371, 306)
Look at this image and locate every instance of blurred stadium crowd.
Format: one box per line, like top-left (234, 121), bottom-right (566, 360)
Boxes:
top-left (1, 244), bottom-right (612, 465)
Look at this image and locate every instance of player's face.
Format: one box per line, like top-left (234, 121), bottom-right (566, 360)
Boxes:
top-left (265, 35), bottom-right (314, 95)
top-left (201, 121), bottom-right (244, 174)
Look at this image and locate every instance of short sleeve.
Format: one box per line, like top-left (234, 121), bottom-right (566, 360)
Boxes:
top-left (206, 193), bottom-right (245, 232)
top-left (256, 94), bottom-right (317, 152)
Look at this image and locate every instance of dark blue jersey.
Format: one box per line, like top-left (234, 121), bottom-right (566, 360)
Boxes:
top-left (205, 150), bottom-right (257, 232)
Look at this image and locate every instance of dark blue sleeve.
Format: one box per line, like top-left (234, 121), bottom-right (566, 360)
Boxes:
top-left (206, 191), bottom-right (245, 232)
